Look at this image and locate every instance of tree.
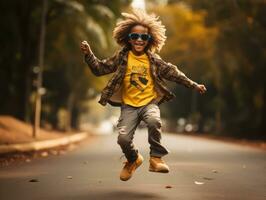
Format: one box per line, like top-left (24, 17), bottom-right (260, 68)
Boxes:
top-left (149, 0), bottom-right (266, 138)
top-left (0, 0), bottom-right (131, 131)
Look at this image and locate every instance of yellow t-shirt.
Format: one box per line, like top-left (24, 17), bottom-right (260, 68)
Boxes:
top-left (122, 51), bottom-right (157, 107)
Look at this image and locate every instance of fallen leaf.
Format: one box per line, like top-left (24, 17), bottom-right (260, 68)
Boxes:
top-left (202, 177), bottom-right (214, 181)
top-left (194, 181), bottom-right (205, 185)
top-left (67, 176), bottom-right (72, 179)
top-left (29, 179), bottom-right (39, 182)
top-left (165, 185), bottom-right (172, 189)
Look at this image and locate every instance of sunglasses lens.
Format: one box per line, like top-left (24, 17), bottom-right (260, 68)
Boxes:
top-left (129, 33), bottom-right (139, 40)
top-left (129, 33), bottom-right (151, 41)
top-left (141, 34), bottom-right (150, 41)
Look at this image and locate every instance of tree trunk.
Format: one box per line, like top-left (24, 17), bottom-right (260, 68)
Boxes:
top-left (16, 1), bottom-right (38, 121)
top-left (66, 93), bottom-right (75, 132)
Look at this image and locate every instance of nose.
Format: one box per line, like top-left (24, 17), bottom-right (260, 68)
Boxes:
top-left (137, 37), bottom-right (142, 41)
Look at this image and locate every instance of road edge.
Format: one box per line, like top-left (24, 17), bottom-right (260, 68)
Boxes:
top-left (0, 132), bottom-right (89, 154)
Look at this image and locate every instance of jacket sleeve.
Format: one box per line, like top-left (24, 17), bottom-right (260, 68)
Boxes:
top-left (158, 59), bottom-right (198, 89)
top-left (84, 51), bottom-right (118, 76)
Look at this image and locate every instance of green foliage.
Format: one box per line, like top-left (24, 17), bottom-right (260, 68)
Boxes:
top-left (187, 0), bottom-right (266, 138)
top-left (0, 0), bottom-right (131, 130)
top-left (150, 1), bottom-right (266, 138)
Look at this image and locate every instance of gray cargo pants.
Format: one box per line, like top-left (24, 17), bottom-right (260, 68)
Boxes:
top-left (117, 102), bottom-right (169, 162)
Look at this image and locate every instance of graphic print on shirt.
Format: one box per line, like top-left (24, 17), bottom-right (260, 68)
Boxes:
top-left (129, 65), bottom-right (148, 92)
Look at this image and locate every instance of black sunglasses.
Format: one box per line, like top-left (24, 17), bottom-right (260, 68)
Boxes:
top-left (128, 33), bottom-right (151, 41)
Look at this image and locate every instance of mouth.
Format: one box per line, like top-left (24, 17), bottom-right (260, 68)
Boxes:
top-left (133, 42), bottom-right (145, 48)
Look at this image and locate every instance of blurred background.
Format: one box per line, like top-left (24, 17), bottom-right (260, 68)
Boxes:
top-left (0, 0), bottom-right (265, 140)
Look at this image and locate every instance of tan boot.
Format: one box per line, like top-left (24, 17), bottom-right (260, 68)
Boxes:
top-left (149, 156), bottom-right (169, 173)
top-left (120, 154), bottom-right (144, 181)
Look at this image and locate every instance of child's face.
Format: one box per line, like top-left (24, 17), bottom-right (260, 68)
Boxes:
top-left (128, 25), bottom-right (150, 55)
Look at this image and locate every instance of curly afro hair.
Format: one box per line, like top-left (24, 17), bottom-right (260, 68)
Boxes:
top-left (113, 9), bottom-right (167, 52)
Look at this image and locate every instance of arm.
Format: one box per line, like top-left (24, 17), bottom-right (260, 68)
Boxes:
top-left (81, 41), bottom-right (118, 76)
top-left (157, 59), bottom-right (207, 94)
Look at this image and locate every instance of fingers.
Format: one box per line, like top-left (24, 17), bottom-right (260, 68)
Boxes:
top-left (197, 85), bottom-right (207, 94)
top-left (81, 41), bottom-right (89, 48)
top-left (80, 40), bottom-right (91, 54)
top-left (80, 41), bottom-right (88, 48)
top-left (200, 85), bottom-right (207, 94)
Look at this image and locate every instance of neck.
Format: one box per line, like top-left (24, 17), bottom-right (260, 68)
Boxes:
top-left (131, 49), bottom-right (145, 56)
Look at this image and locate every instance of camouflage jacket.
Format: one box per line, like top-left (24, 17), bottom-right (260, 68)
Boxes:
top-left (84, 47), bottom-right (198, 107)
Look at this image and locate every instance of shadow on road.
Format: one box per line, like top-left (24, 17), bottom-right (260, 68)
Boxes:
top-left (61, 190), bottom-right (165, 200)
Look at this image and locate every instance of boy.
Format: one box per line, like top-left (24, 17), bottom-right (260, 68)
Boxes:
top-left (80, 9), bottom-right (206, 181)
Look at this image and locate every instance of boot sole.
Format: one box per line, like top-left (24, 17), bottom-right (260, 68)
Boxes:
top-left (149, 167), bottom-right (169, 173)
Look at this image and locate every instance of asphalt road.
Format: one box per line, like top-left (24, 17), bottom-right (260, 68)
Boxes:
top-left (0, 130), bottom-right (265, 200)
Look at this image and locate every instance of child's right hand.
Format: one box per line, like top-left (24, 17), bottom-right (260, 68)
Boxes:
top-left (195, 84), bottom-right (207, 94)
top-left (80, 40), bottom-right (92, 55)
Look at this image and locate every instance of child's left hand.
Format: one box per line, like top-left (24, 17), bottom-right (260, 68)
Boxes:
top-left (195, 84), bottom-right (207, 94)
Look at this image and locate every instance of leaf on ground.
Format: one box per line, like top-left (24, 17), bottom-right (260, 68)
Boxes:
top-left (194, 181), bottom-right (205, 185)
top-left (67, 176), bottom-right (73, 179)
top-left (202, 177), bottom-right (214, 180)
top-left (165, 185), bottom-right (172, 189)
top-left (29, 179), bottom-right (39, 182)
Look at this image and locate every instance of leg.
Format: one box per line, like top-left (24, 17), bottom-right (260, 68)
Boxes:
top-left (140, 103), bottom-right (169, 158)
top-left (117, 105), bottom-right (140, 162)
